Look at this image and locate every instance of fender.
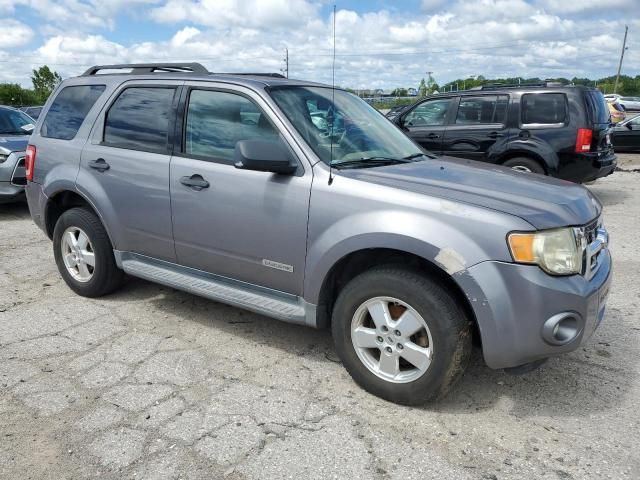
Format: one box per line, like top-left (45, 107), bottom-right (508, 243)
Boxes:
top-left (303, 208), bottom-right (525, 304)
top-left (493, 138), bottom-right (560, 174)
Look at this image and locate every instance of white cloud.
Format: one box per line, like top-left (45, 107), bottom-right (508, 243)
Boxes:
top-left (0, 19), bottom-right (34, 48)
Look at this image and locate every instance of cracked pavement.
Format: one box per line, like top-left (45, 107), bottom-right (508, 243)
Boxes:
top-left (1, 157), bottom-right (639, 479)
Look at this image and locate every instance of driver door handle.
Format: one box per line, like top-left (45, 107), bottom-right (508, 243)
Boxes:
top-left (180, 174), bottom-right (210, 191)
top-left (488, 131), bottom-right (505, 138)
top-left (426, 133), bottom-right (440, 139)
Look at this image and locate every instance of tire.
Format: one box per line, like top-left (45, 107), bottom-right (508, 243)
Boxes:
top-left (53, 207), bottom-right (124, 297)
top-left (331, 267), bottom-right (472, 405)
top-left (502, 157), bottom-right (546, 175)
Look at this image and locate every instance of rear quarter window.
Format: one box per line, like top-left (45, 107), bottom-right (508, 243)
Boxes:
top-left (521, 93), bottom-right (567, 125)
top-left (585, 90), bottom-right (611, 124)
top-left (41, 85), bottom-right (106, 140)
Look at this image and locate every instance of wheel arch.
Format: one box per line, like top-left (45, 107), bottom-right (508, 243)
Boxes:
top-left (313, 247), bottom-right (480, 347)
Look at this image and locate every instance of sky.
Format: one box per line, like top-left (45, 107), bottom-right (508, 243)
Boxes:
top-left (0, 0), bottom-right (638, 91)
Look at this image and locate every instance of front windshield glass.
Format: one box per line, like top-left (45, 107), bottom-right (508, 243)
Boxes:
top-left (0, 108), bottom-right (33, 135)
top-left (270, 86), bottom-right (425, 166)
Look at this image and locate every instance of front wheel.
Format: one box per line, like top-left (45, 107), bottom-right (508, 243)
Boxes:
top-left (331, 267), bottom-right (472, 405)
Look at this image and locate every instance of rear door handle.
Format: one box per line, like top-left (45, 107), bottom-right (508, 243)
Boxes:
top-left (488, 132), bottom-right (505, 138)
top-left (180, 174), bottom-right (210, 191)
top-left (88, 158), bottom-right (110, 172)
top-left (426, 133), bottom-right (440, 139)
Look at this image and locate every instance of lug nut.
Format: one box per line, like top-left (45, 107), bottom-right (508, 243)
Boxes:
top-left (394, 330), bottom-right (401, 336)
top-left (385, 347), bottom-right (392, 353)
top-left (377, 336), bottom-right (383, 343)
top-left (381, 326), bottom-right (388, 332)
top-left (397, 344), bottom-right (404, 350)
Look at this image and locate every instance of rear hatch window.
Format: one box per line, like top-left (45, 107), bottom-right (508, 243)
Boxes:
top-left (42, 85), bottom-right (106, 140)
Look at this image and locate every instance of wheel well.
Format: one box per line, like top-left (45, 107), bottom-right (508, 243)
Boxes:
top-left (316, 248), bottom-right (480, 342)
top-left (45, 191), bottom-right (92, 239)
top-left (498, 152), bottom-right (548, 174)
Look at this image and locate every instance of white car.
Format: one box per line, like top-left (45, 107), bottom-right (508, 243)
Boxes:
top-left (604, 94), bottom-right (640, 111)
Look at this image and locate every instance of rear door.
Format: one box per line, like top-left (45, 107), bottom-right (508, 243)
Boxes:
top-left (441, 95), bottom-right (509, 161)
top-left (78, 81), bottom-right (181, 262)
top-left (398, 97), bottom-right (455, 154)
top-left (613, 116), bottom-right (640, 150)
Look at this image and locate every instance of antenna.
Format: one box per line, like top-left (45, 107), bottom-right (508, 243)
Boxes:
top-left (328, 4), bottom-right (337, 186)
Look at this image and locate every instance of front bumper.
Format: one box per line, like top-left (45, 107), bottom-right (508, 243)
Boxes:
top-left (456, 247), bottom-right (612, 369)
top-left (0, 152), bottom-right (26, 203)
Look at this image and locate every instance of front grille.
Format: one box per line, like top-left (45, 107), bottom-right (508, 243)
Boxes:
top-left (577, 217), bottom-right (607, 280)
top-left (10, 157), bottom-right (26, 186)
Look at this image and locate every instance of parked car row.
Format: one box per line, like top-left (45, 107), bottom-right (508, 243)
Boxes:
top-left (17, 63), bottom-right (612, 405)
top-left (604, 94), bottom-right (640, 112)
top-left (0, 105), bottom-right (33, 203)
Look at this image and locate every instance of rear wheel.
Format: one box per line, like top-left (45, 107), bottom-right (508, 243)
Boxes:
top-left (331, 267), bottom-right (472, 405)
top-left (503, 157), bottom-right (546, 175)
top-left (53, 207), bottom-right (124, 297)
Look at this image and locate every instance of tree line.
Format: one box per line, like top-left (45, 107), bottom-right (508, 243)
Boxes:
top-left (0, 66), bottom-right (62, 106)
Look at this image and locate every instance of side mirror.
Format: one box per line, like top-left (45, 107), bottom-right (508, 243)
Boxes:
top-left (626, 123), bottom-right (634, 130)
top-left (234, 139), bottom-right (297, 175)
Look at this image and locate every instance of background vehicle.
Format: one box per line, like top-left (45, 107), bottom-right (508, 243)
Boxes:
top-left (608, 101), bottom-right (626, 123)
top-left (393, 83), bottom-right (616, 183)
top-left (19, 106), bottom-right (44, 120)
top-left (25, 63), bottom-right (611, 405)
top-left (0, 105), bottom-right (32, 203)
top-left (605, 94), bottom-right (640, 112)
top-left (612, 114), bottom-right (640, 152)
top-left (384, 104), bottom-right (410, 120)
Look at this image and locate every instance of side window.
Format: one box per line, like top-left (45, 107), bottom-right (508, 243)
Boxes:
top-left (42, 85), bottom-right (106, 140)
top-left (455, 96), bottom-right (508, 125)
top-left (521, 93), bottom-right (567, 125)
top-left (184, 90), bottom-right (279, 163)
top-left (103, 87), bottom-right (176, 152)
top-left (404, 98), bottom-right (452, 126)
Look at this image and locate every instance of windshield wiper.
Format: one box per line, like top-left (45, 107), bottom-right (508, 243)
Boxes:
top-left (404, 152), bottom-right (436, 160)
top-left (331, 156), bottom-right (415, 169)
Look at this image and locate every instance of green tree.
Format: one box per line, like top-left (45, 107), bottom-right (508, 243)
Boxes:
top-left (418, 78), bottom-right (427, 97)
top-left (31, 66), bottom-right (62, 103)
top-left (392, 87), bottom-right (408, 97)
top-left (0, 83), bottom-right (39, 106)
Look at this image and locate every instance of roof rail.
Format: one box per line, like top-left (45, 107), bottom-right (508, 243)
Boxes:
top-left (477, 81), bottom-right (567, 90)
top-left (82, 63), bottom-right (209, 76)
top-left (214, 72), bottom-right (286, 78)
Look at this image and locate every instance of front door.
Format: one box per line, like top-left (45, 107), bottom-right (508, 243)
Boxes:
top-left (399, 97), bottom-right (454, 154)
top-left (441, 95), bottom-right (509, 162)
top-left (170, 86), bottom-right (312, 295)
top-left (78, 82), bottom-right (181, 262)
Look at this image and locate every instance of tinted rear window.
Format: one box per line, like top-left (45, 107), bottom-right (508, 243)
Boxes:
top-left (586, 90), bottom-right (611, 124)
top-left (103, 87), bottom-right (176, 152)
top-left (42, 85), bottom-right (106, 140)
top-left (521, 93), bottom-right (566, 125)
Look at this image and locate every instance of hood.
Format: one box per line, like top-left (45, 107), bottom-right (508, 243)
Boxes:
top-left (341, 156), bottom-right (601, 230)
top-left (0, 134), bottom-right (30, 155)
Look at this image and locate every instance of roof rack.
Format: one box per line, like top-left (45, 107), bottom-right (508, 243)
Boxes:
top-left (214, 72), bottom-right (286, 78)
top-left (475, 81), bottom-right (567, 90)
top-left (82, 63), bottom-right (209, 76)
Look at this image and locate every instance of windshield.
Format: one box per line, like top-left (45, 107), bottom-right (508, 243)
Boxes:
top-left (269, 86), bottom-right (425, 166)
top-left (0, 108), bottom-right (33, 135)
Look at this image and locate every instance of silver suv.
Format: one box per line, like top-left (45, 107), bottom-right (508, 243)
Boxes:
top-left (25, 63), bottom-right (612, 405)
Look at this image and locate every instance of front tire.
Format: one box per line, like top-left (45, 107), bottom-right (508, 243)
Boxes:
top-left (53, 207), bottom-right (124, 297)
top-left (331, 267), bottom-right (472, 405)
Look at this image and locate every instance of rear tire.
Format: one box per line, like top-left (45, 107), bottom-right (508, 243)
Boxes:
top-left (503, 157), bottom-right (546, 175)
top-left (331, 267), bottom-right (472, 405)
top-left (53, 207), bottom-right (124, 297)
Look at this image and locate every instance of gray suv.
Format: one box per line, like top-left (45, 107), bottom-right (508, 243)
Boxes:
top-left (25, 63), bottom-right (612, 405)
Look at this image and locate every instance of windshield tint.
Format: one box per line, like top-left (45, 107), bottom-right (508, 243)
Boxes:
top-left (0, 108), bottom-right (33, 135)
top-left (269, 86), bottom-right (423, 165)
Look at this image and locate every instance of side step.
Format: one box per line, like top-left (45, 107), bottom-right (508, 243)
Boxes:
top-left (117, 253), bottom-right (315, 327)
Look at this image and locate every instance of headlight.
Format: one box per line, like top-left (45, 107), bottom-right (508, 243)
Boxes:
top-left (508, 228), bottom-right (581, 275)
top-left (0, 154), bottom-right (7, 164)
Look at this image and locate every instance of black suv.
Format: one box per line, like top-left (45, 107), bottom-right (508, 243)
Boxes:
top-left (392, 83), bottom-right (616, 183)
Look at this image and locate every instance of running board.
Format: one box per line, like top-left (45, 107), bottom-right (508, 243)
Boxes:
top-left (115, 252), bottom-right (316, 327)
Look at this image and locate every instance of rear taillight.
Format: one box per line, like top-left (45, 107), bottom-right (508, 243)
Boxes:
top-left (25, 145), bottom-right (36, 181)
top-left (575, 128), bottom-right (592, 153)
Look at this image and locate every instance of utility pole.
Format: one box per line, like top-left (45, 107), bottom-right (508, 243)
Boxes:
top-left (426, 71), bottom-right (433, 93)
top-left (281, 48), bottom-right (289, 78)
top-left (614, 25), bottom-right (628, 94)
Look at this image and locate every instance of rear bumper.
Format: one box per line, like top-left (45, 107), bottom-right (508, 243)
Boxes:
top-left (558, 152), bottom-right (617, 183)
top-left (25, 181), bottom-right (48, 233)
top-left (455, 249), bottom-right (612, 369)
